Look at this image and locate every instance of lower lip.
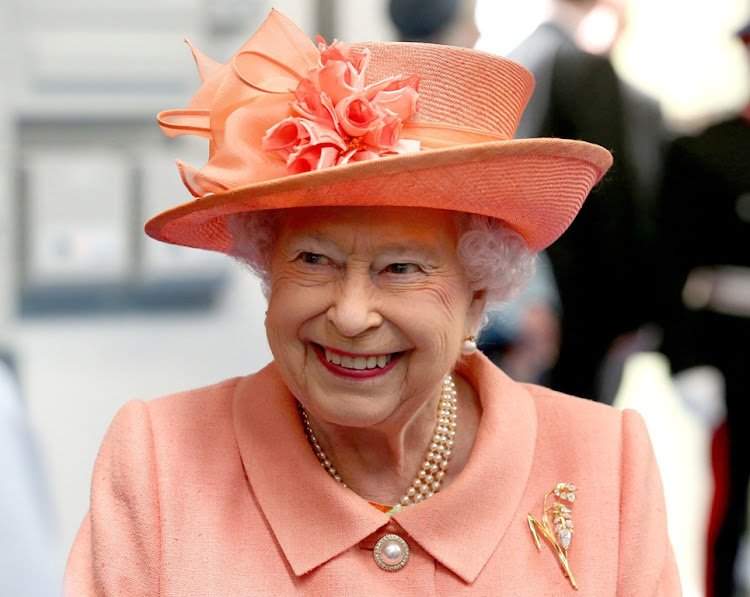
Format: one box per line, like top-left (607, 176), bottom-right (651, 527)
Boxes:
top-left (313, 345), bottom-right (402, 379)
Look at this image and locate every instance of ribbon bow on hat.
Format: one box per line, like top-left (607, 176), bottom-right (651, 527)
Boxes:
top-left (157, 10), bottom-right (503, 198)
top-left (146, 10), bottom-right (612, 256)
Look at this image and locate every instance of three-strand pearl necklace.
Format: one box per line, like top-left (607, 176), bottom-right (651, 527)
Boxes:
top-left (299, 373), bottom-right (458, 509)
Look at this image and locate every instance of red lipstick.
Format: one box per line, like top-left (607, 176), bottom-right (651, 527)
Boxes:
top-left (313, 344), bottom-right (402, 379)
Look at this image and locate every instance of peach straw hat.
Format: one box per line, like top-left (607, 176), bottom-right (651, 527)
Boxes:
top-left (146, 9), bottom-right (613, 254)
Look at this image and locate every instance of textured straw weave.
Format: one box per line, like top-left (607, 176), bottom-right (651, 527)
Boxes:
top-left (145, 10), bottom-right (613, 254)
top-left (352, 42), bottom-right (533, 141)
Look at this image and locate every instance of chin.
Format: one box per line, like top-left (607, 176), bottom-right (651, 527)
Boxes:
top-left (301, 387), bottom-right (398, 429)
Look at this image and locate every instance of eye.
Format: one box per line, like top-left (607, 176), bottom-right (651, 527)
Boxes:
top-left (297, 252), bottom-right (331, 265)
top-left (384, 263), bottom-right (421, 275)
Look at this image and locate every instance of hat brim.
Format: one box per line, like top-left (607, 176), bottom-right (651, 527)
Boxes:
top-left (145, 137), bottom-right (612, 254)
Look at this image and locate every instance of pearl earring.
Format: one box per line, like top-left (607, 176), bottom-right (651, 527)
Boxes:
top-left (461, 335), bottom-right (477, 355)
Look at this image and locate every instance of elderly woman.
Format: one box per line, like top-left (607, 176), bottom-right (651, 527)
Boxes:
top-left (64, 10), bottom-right (680, 596)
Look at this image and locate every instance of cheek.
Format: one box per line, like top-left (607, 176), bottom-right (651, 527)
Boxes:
top-left (424, 277), bottom-right (473, 326)
top-left (391, 280), bottom-right (473, 352)
top-left (265, 275), bottom-right (328, 354)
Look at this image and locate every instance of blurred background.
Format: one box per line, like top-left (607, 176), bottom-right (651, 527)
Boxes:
top-left (1, 0), bottom-right (748, 595)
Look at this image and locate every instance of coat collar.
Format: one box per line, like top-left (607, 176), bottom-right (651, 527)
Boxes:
top-left (233, 353), bottom-right (537, 582)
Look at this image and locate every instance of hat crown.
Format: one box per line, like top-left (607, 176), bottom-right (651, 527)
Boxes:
top-left (147, 9), bottom-right (612, 257)
top-left (353, 42), bottom-right (534, 141)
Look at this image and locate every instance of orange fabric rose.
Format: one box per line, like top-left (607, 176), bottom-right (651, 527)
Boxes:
top-left (262, 37), bottom-right (421, 173)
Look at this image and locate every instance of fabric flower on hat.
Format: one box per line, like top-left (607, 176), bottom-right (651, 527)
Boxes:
top-left (262, 36), bottom-right (421, 174)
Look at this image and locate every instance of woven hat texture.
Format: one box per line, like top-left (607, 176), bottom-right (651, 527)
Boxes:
top-left (146, 9), bottom-right (612, 254)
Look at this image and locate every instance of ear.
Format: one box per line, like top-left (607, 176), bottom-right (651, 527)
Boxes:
top-left (466, 289), bottom-right (488, 335)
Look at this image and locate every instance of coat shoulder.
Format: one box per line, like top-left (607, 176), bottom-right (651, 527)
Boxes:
top-left (522, 382), bottom-right (623, 426)
top-left (146, 376), bottom-right (244, 421)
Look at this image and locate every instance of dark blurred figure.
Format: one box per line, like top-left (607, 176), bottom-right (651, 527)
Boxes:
top-left (388, 0), bottom-right (479, 46)
top-left (508, 0), bottom-right (669, 402)
top-left (389, 0), bottom-right (563, 385)
top-left (0, 345), bottom-right (61, 596)
top-left (657, 21), bottom-right (750, 597)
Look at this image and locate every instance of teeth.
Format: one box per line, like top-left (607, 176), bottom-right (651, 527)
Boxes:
top-left (323, 349), bottom-right (393, 370)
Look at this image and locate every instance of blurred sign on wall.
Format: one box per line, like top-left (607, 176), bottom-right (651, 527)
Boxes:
top-left (24, 148), bottom-right (131, 286)
top-left (18, 138), bottom-right (229, 317)
top-left (139, 148), bottom-right (228, 282)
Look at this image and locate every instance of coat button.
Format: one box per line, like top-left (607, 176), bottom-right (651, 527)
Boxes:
top-left (373, 534), bottom-right (410, 571)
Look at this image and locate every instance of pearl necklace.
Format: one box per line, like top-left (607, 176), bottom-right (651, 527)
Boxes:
top-left (299, 373), bottom-right (458, 509)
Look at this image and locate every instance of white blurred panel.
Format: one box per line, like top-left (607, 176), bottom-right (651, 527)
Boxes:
top-left (139, 146), bottom-right (228, 280)
top-left (15, 29), bottom-right (199, 119)
top-left (475, 0), bottom-right (547, 56)
top-left (338, 0), bottom-right (394, 43)
top-left (0, 0), bottom-right (17, 345)
top-left (23, 31), bottom-right (192, 92)
top-left (24, 149), bottom-right (131, 285)
top-left (270, 0), bottom-right (315, 36)
top-left (15, 0), bottom-right (201, 28)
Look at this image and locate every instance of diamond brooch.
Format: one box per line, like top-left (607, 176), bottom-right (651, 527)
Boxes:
top-left (527, 483), bottom-right (578, 590)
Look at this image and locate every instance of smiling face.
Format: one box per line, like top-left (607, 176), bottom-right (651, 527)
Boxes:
top-left (265, 206), bottom-right (486, 430)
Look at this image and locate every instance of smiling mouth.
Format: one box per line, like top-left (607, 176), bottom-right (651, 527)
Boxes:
top-left (321, 347), bottom-right (398, 370)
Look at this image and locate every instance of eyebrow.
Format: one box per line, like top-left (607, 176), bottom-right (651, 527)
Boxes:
top-left (287, 232), bottom-right (443, 260)
top-left (286, 232), bottom-right (342, 253)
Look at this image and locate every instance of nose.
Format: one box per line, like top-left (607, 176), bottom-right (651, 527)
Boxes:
top-left (327, 273), bottom-right (383, 338)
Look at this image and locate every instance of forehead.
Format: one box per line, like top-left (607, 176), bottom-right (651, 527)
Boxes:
top-left (277, 206), bottom-right (459, 248)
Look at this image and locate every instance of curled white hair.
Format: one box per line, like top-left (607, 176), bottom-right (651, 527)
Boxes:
top-left (226, 210), bottom-right (281, 298)
top-left (455, 212), bottom-right (536, 307)
top-left (226, 210), bottom-right (536, 308)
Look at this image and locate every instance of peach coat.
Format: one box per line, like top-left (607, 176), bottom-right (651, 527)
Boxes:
top-left (64, 353), bottom-right (681, 596)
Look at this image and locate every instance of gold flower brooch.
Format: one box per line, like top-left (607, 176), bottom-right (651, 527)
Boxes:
top-left (527, 483), bottom-right (578, 590)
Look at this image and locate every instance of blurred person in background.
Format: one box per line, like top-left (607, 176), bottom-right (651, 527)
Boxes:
top-left (64, 10), bottom-right (680, 594)
top-left (389, 0), bottom-right (563, 384)
top-left (387, 0), bottom-right (480, 46)
top-left (508, 0), bottom-right (669, 402)
top-left (657, 20), bottom-right (750, 597)
top-left (0, 342), bottom-right (61, 596)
